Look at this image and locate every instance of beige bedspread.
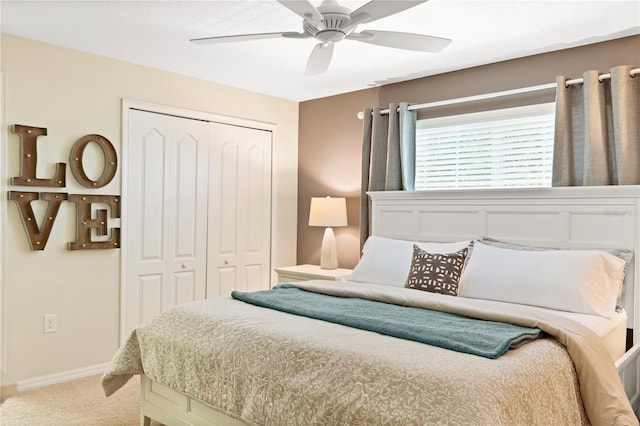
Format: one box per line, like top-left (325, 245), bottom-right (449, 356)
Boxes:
top-left (102, 281), bottom-right (638, 426)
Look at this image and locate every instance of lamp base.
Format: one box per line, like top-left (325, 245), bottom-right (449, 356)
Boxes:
top-left (320, 227), bottom-right (338, 270)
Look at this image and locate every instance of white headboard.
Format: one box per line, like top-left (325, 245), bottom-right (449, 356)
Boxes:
top-left (369, 186), bottom-right (640, 342)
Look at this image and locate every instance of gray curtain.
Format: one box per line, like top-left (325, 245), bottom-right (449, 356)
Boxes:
top-left (360, 102), bottom-right (416, 249)
top-left (553, 65), bottom-right (640, 186)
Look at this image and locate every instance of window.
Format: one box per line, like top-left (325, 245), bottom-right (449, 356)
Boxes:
top-left (415, 103), bottom-right (555, 190)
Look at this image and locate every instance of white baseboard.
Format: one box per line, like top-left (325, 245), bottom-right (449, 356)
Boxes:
top-left (16, 362), bottom-right (109, 391)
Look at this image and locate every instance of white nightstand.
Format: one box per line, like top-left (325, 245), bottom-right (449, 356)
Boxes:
top-left (275, 264), bottom-right (353, 284)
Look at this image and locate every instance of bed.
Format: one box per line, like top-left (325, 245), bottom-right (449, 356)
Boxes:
top-left (103, 186), bottom-right (640, 426)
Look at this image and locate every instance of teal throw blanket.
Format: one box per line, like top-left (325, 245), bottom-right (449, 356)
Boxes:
top-left (231, 285), bottom-right (542, 359)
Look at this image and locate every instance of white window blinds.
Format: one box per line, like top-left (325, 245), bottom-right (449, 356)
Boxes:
top-left (415, 103), bottom-right (555, 190)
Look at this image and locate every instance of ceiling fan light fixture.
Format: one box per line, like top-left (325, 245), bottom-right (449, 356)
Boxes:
top-left (316, 29), bottom-right (346, 43)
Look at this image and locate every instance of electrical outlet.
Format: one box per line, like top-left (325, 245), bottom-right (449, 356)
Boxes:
top-left (43, 314), bottom-right (57, 333)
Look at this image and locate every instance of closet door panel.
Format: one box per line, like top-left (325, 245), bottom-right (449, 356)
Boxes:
top-left (125, 110), bottom-right (209, 336)
top-left (207, 123), bottom-right (272, 296)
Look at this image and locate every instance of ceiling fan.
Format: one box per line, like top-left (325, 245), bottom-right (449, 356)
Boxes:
top-left (190, 0), bottom-right (451, 76)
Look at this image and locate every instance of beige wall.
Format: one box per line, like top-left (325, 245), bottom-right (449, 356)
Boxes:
top-left (0, 34), bottom-right (299, 385)
top-left (298, 35), bottom-right (640, 269)
top-left (3, 30), bottom-right (639, 386)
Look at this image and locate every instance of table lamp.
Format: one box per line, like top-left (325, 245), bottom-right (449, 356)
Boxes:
top-left (309, 196), bottom-right (347, 270)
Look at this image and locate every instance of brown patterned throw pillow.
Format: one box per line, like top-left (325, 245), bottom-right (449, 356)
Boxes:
top-left (405, 244), bottom-right (468, 296)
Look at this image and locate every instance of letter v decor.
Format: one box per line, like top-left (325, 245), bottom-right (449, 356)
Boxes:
top-left (8, 191), bottom-right (68, 250)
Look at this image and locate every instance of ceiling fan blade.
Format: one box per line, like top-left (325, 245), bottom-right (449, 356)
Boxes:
top-left (305, 42), bottom-right (334, 76)
top-left (189, 32), bottom-right (310, 44)
top-left (348, 30), bottom-right (451, 52)
top-left (190, 32), bottom-right (305, 44)
top-left (277, 0), bottom-right (324, 23)
top-left (350, 0), bottom-right (427, 24)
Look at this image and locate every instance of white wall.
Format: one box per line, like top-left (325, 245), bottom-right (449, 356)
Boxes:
top-left (0, 34), bottom-right (299, 386)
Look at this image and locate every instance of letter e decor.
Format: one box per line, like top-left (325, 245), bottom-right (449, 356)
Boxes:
top-left (67, 194), bottom-right (121, 250)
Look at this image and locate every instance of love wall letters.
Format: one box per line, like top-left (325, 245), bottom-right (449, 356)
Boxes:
top-left (8, 124), bottom-right (121, 251)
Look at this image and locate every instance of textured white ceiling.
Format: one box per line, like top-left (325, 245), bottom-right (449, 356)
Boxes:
top-left (1, 0), bottom-right (639, 101)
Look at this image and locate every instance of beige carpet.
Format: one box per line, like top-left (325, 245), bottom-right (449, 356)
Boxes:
top-left (0, 374), bottom-right (161, 426)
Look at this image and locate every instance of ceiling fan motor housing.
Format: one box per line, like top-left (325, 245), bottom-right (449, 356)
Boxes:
top-left (304, 11), bottom-right (352, 43)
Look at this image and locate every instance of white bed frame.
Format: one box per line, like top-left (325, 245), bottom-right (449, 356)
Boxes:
top-left (139, 186), bottom-right (640, 424)
top-left (369, 186), bottom-right (640, 414)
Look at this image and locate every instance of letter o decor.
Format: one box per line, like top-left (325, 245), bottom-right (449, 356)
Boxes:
top-left (69, 134), bottom-right (117, 188)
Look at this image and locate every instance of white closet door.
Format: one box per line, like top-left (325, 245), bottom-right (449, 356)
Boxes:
top-left (125, 110), bottom-right (209, 335)
top-left (207, 123), bottom-right (272, 296)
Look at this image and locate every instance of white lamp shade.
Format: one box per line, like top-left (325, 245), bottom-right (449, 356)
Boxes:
top-left (309, 196), bottom-right (347, 269)
top-left (308, 197), bottom-right (347, 227)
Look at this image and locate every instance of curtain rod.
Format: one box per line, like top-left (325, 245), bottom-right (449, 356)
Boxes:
top-left (564, 67), bottom-right (639, 86)
top-left (361, 67), bottom-right (639, 119)
top-left (363, 82), bottom-right (555, 118)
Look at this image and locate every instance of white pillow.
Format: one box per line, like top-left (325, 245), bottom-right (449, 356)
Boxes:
top-left (458, 241), bottom-right (626, 318)
top-left (478, 237), bottom-right (633, 298)
top-left (348, 236), bottom-right (471, 287)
